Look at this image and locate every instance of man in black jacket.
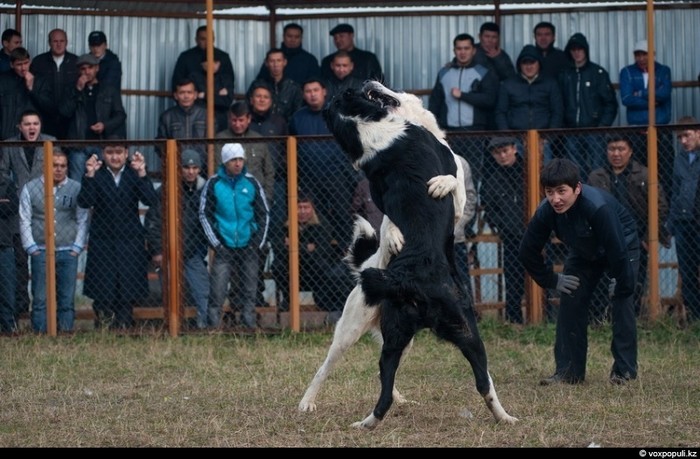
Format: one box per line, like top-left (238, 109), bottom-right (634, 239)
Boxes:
top-left (87, 31), bottom-right (123, 91)
top-left (29, 28), bottom-right (79, 139)
top-left (519, 158), bottom-right (640, 386)
top-left (321, 23), bottom-right (383, 83)
top-left (171, 25), bottom-right (234, 93)
top-left (559, 33), bottom-right (618, 181)
top-left (0, 47), bottom-right (50, 140)
top-left (60, 53), bottom-right (127, 181)
top-left (255, 23), bottom-right (320, 86)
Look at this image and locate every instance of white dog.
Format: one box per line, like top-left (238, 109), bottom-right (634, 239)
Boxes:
top-left (299, 82), bottom-right (516, 428)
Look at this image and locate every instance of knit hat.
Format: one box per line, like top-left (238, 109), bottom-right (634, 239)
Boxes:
top-left (221, 143), bottom-right (245, 163)
top-left (181, 149), bottom-right (202, 168)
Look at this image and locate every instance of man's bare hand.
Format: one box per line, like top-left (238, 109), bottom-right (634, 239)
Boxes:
top-left (130, 151), bottom-right (147, 177)
top-left (85, 154), bottom-right (102, 177)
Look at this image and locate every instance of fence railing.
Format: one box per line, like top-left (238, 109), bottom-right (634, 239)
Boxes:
top-left (2, 126), bottom-right (688, 336)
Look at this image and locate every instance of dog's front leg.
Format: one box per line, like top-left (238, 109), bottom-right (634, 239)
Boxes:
top-left (379, 216), bottom-right (404, 261)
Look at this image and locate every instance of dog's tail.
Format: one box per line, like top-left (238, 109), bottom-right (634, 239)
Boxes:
top-left (360, 267), bottom-right (429, 305)
top-left (344, 215), bottom-right (379, 275)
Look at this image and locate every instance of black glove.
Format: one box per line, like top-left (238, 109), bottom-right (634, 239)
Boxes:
top-left (556, 273), bottom-right (580, 294)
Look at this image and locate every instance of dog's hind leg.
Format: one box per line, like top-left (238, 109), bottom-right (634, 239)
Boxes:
top-left (352, 306), bottom-right (416, 430)
top-left (435, 309), bottom-right (518, 425)
top-left (299, 286), bottom-right (380, 412)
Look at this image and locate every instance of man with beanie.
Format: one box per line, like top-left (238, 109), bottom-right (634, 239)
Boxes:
top-left (495, 44), bottom-right (563, 162)
top-left (559, 32), bottom-right (618, 181)
top-left (145, 149), bottom-right (210, 329)
top-left (199, 143), bottom-right (270, 330)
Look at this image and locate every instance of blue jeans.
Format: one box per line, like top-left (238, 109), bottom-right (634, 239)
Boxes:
top-left (0, 247), bottom-right (17, 332)
top-left (30, 250), bottom-right (79, 332)
top-left (208, 245), bottom-right (259, 328)
top-left (184, 254), bottom-right (210, 329)
top-left (69, 146), bottom-right (102, 182)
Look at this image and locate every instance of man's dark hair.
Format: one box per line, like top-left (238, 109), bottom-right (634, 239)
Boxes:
top-left (174, 77), bottom-right (195, 91)
top-left (540, 158), bottom-right (580, 189)
top-left (229, 100), bottom-right (251, 117)
top-left (265, 47), bottom-right (285, 60)
top-left (17, 109), bottom-right (41, 124)
top-left (284, 23), bottom-right (303, 34)
top-left (1, 28), bottom-right (20, 43)
top-left (453, 33), bottom-right (475, 47)
top-left (302, 77), bottom-right (326, 90)
top-left (534, 21), bottom-right (556, 36)
top-left (9, 47), bottom-right (29, 62)
top-left (480, 22), bottom-right (500, 35)
top-left (196, 25), bottom-right (207, 35)
top-left (605, 134), bottom-right (632, 149)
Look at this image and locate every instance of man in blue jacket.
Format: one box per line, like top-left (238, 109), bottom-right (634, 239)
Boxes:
top-left (199, 143), bottom-right (270, 330)
top-left (619, 39), bottom-right (673, 196)
top-left (519, 158), bottom-right (640, 386)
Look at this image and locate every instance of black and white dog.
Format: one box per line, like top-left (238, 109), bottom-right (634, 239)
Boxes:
top-left (299, 81), bottom-right (517, 429)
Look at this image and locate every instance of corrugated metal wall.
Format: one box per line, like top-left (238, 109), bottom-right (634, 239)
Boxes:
top-left (2, 5), bottom-right (699, 155)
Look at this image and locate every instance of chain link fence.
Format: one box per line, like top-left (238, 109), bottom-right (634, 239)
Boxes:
top-left (0, 127), bottom-right (688, 335)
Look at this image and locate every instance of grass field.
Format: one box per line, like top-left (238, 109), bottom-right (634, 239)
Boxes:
top-left (0, 316), bottom-right (698, 448)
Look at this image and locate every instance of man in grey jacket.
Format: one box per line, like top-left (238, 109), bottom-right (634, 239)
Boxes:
top-left (19, 150), bottom-right (88, 332)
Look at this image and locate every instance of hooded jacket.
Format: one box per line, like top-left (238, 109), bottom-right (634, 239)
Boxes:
top-left (495, 45), bottom-right (563, 130)
top-left (559, 33), bottom-right (618, 127)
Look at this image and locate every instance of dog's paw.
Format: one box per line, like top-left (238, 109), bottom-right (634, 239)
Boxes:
top-left (426, 174), bottom-right (457, 199)
top-left (298, 399), bottom-right (317, 412)
top-left (385, 223), bottom-right (404, 255)
top-left (497, 414), bottom-right (519, 425)
top-left (351, 414), bottom-right (380, 430)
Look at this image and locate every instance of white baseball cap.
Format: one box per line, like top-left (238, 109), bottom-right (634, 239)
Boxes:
top-left (633, 39), bottom-right (648, 53)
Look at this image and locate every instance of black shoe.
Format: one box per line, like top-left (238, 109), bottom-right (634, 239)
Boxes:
top-left (539, 373), bottom-right (583, 386)
top-left (609, 372), bottom-right (635, 385)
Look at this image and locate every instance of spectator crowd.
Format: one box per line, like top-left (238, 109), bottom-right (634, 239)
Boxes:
top-left (0, 19), bottom-right (697, 337)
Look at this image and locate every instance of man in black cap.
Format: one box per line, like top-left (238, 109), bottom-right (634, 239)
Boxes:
top-left (59, 53), bottom-right (127, 181)
top-left (88, 31), bottom-right (123, 91)
top-left (480, 136), bottom-right (526, 324)
top-left (320, 23), bottom-right (383, 83)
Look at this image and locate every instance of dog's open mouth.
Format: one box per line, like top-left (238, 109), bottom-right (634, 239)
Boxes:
top-left (365, 88), bottom-right (400, 109)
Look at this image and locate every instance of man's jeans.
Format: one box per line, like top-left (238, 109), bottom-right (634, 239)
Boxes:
top-left (30, 250), bottom-right (79, 332)
top-left (184, 255), bottom-right (210, 329)
top-left (0, 247), bottom-right (17, 332)
top-left (208, 245), bottom-right (259, 328)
